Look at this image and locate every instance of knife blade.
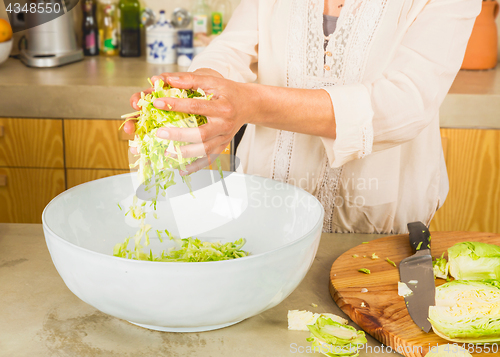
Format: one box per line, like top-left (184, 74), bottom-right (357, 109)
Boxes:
top-left (398, 221), bottom-right (435, 333)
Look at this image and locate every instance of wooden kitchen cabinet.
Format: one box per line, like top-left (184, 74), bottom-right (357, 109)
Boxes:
top-left (0, 118), bottom-right (64, 168)
top-left (64, 119), bottom-right (132, 169)
top-left (0, 118), bottom-right (65, 223)
top-left (430, 128), bottom-right (500, 233)
top-left (67, 169), bottom-right (129, 189)
top-left (0, 168), bottom-right (65, 223)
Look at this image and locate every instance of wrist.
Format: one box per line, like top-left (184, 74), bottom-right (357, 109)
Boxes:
top-left (244, 82), bottom-right (263, 125)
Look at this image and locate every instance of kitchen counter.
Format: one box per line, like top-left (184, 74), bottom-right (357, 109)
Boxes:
top-left (0, 56), bottom-right (499, 129)
top-left (0, 223), bottom-right (397, 357)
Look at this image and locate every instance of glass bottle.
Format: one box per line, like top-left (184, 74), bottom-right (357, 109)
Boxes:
top-left (119, 0), bottom-right (141, 57)
top-left (211, 0), bottom-right (232, 35)
top-left (192, 0), bottom-right (210, 55)
top-left (82, 0), bottom-right (99, 56)
top-left (98, 0), bottom-right (119, 56)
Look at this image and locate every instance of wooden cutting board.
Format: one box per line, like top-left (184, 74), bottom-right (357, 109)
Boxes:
top-left (329, 231), bottom-right (500, 357)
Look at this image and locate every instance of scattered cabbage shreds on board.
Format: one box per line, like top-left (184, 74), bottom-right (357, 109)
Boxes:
top-left (121, 78), bottom-right (223, 201)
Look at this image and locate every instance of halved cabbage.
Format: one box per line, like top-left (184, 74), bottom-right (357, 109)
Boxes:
top-left (428, 280), bottom-right (500, 343)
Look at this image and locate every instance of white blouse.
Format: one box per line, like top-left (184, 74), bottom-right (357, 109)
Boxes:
top-left (189, 0), bottom-right (481, 233)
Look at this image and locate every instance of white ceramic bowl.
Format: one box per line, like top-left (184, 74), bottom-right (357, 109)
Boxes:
top-left (0, 39), bottom-right (13, 65)
top-left (42, 172), bottom-right (324, 332)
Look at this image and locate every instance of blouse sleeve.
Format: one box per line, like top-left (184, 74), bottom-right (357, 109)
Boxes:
top-left (188, 0), bottom-right (259, 83)
top-left (321, 0), bottom-right (482, 168)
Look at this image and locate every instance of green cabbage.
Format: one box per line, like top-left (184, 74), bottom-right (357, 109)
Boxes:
top-left (428, 280), bottom-right (500, 343)
top-left (306, 317), bottom-right (367, 357)
top-left (448, 242), bottom-right (500, 280)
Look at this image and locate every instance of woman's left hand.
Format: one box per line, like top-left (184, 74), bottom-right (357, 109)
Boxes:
top-left (150, 72), bottom-right (257, 174)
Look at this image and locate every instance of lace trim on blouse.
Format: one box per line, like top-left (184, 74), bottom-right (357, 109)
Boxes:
top-left (271, 0), bottom-right (387, 232)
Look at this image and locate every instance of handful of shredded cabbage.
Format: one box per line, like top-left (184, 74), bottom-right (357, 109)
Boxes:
top-left (122, 78), bottom-right (222, 201)
top-left (112, 79), bottom-right (246, 263)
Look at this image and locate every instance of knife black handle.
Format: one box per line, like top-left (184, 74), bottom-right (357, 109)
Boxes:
top-left (407, 221), bottom-right (431, 253)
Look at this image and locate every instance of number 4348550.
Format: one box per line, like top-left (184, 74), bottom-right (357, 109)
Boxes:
top-left (6, 2), bottom-right (62, 14)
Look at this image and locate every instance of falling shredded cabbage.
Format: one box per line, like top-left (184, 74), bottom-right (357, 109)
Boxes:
top-left (306, 317), bottom-right (367, 357)
top-left (112, 79), bottom-right (245, 263)
top-left (122, 78), bottom-right (223, 201)
top-left (428, 279), bottom-right (500, 343)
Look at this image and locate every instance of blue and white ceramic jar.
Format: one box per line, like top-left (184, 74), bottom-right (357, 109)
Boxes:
top-left (146, 10), bottom-right (176, 64)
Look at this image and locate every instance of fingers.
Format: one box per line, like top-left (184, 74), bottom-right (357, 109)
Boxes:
top-left (123, 120), bottom-right (136, 135)
top-left (130, 88), bottom-right (153, 110)
top-left (156, 120), bottom-right (224, 143)
top-left (181, 142), bottom-right (228, 175)
top-left (130, 146), bottom-right (138, 155)
top-left (178, 135), bottom-right (231, 159)
top-left (152, 72), bottom-right (219, 92)
top-left (152, 96), bottom-right (221, 118)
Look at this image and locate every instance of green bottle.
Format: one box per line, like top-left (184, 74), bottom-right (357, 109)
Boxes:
top-left (119, 0), bottom-right (141, 57)
top-left (211, 0), bottom-right (232, 35)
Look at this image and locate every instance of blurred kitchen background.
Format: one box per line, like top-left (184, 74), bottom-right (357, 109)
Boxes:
top-left (0, 0), bottom-right (499, 235)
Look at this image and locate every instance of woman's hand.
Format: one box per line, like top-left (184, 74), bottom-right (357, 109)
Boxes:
top-left (124, 68), bottom-right (224, 136)
top-left (126, 68), bottom-right (337, 174)
top-left (151, 72), bottom-right (257, 173)
top-left (126, 68), bottom-right (259, 174)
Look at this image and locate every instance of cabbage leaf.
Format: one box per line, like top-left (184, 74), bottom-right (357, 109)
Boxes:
top-left (448, 242), bottom-right (500, 280)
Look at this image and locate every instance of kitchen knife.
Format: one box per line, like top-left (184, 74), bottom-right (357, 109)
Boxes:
top-left (398, 221), bottom-right (435, 333)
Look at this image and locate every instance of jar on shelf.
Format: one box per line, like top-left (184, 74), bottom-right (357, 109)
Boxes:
top-left (146, 10), bottom-right (177, 64)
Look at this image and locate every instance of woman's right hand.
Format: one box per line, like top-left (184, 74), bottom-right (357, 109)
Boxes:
top-left (125, 68), bottom-right (224, 154)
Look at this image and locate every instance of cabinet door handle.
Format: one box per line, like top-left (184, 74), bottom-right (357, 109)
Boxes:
top-left (0, 125), bottom-right (4, 138)
top-left (0, 174), bottom-right (7, 187)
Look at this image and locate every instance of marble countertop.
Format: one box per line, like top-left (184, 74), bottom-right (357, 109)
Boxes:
top-left (0, 56), bottom-right (498, 128)
top-left (0, 223), bottom-right (398, 357)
